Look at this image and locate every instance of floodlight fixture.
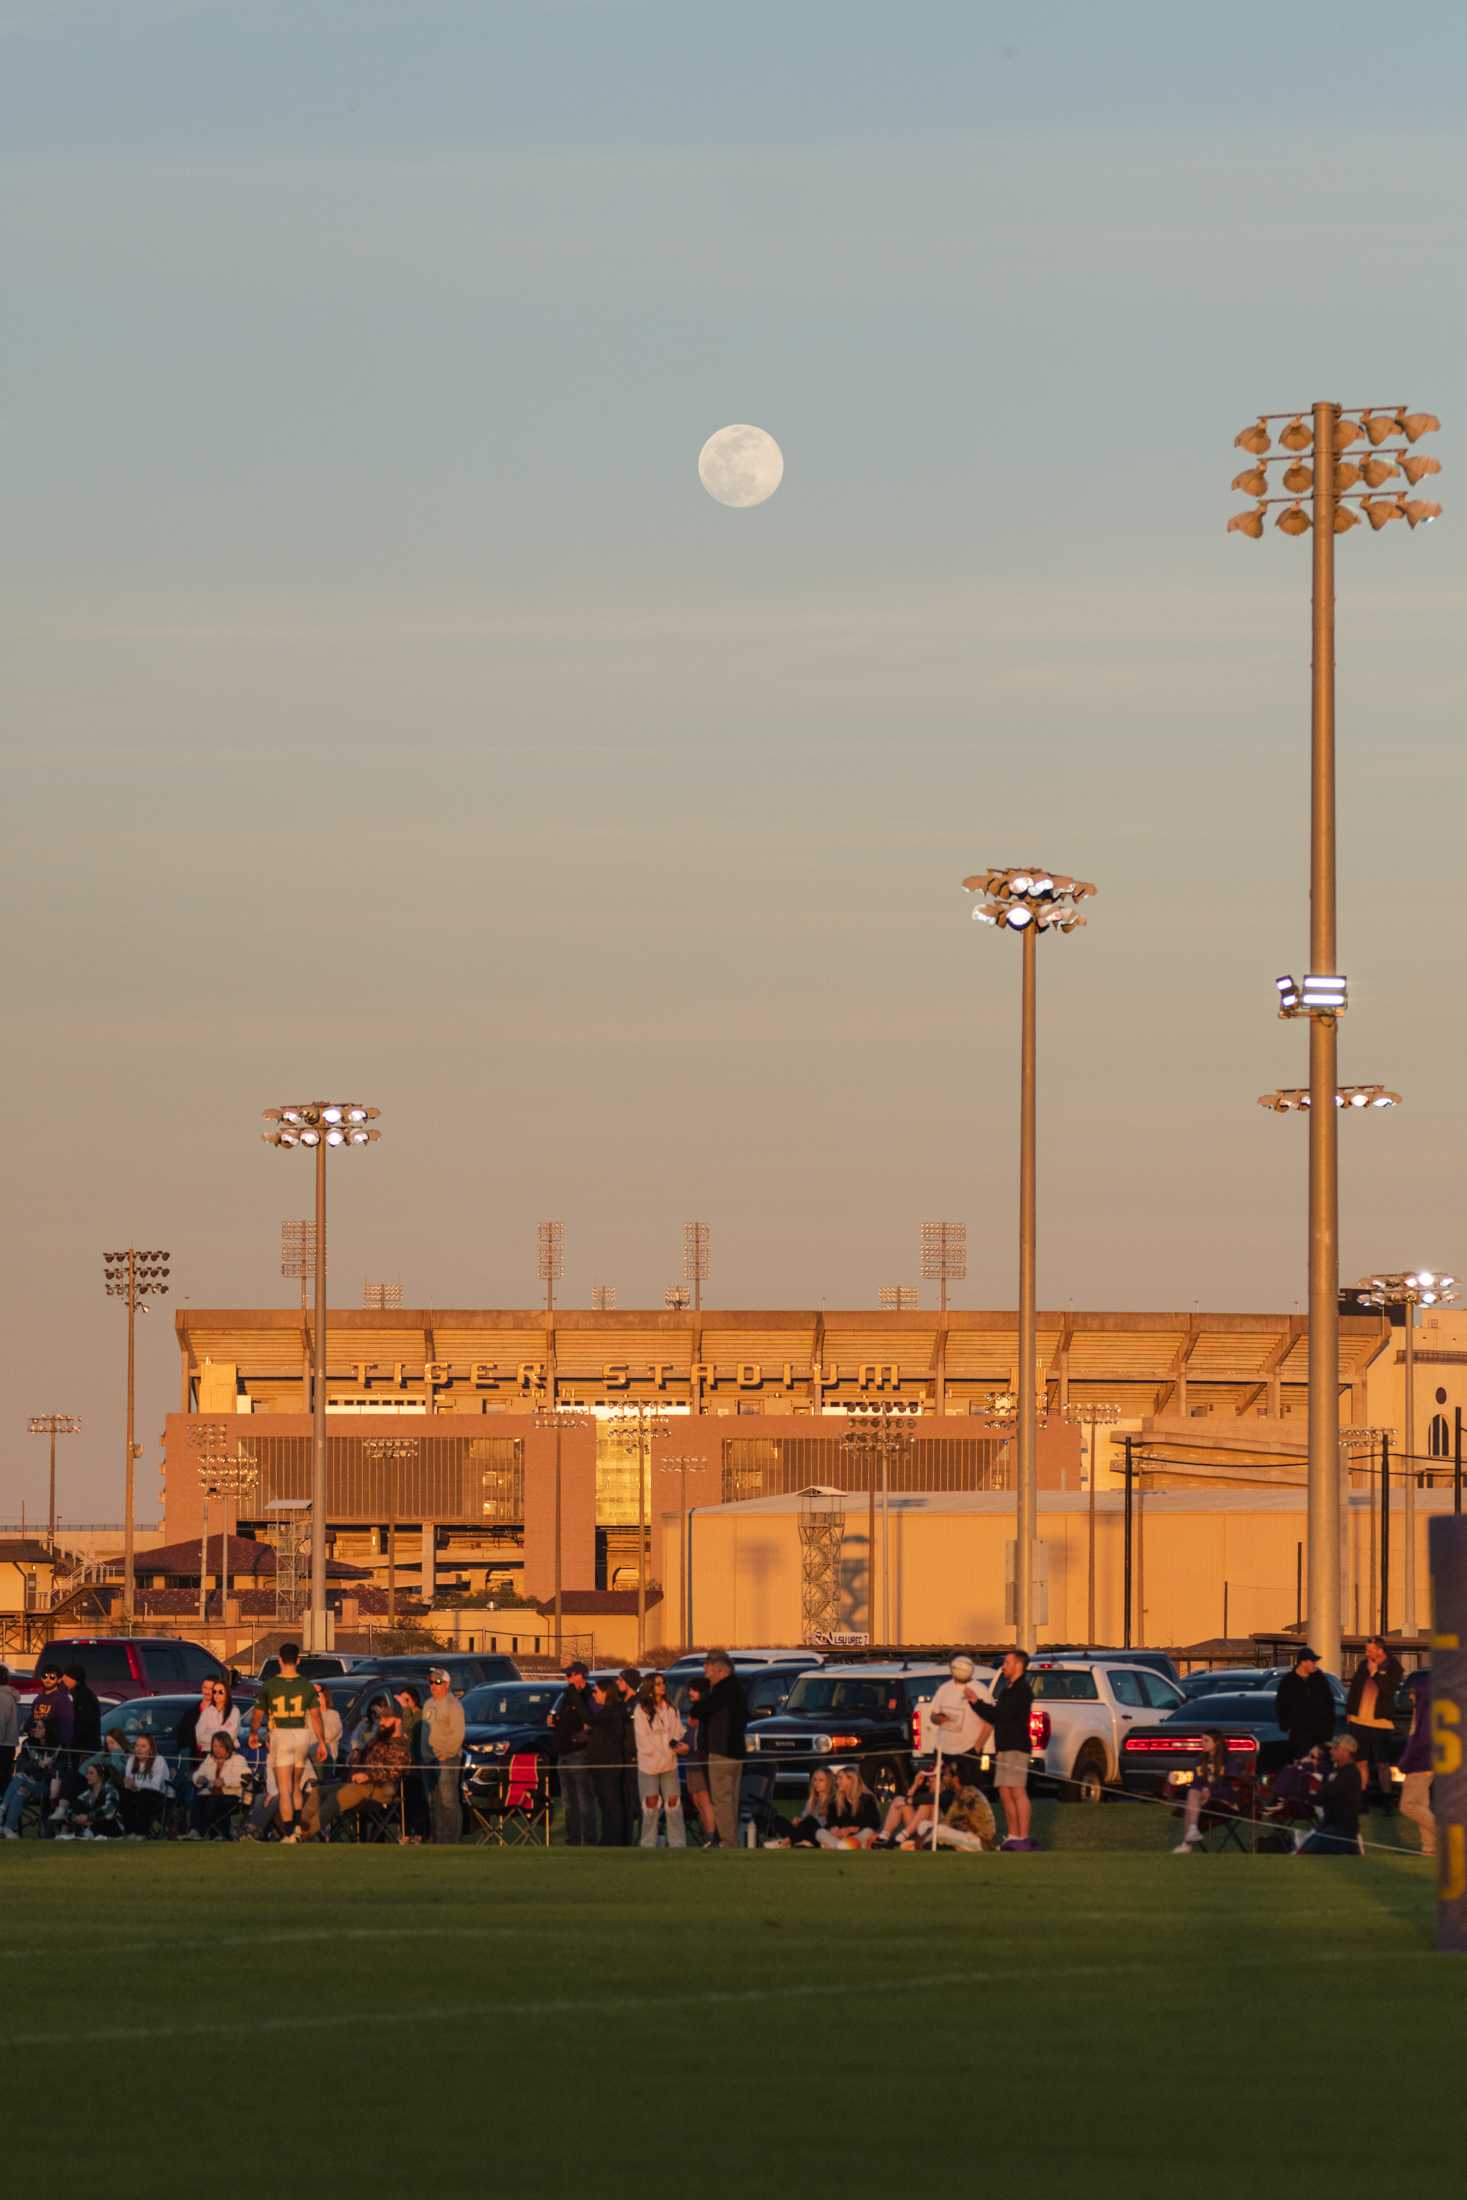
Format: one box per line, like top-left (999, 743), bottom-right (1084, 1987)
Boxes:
top-left (1258, 1084), bottom-right (1401, 1113)
top-left (1403, 499), bottom-right (1441, 529)
top-left (1279, 417), bottom-right (1313, 451)
top-left (1227, 506), bottom-right (1266, 538)
top-left (1232, 465), bottom-right (1268, 497)
top-left (1399, 413), bottom-right (1441, 442)
top-left (879, 1285), bottom-right (919, 1311)
top-left (682, 1220), bottom-right (711, 1311)
top-left (362, 1281), bottom-right (402, 1310)
top-left (664, 1284), bottom-right (691, 1311)
top-left (1282, 460), bottom-right (1313, 494)
top-left (591, 1283), bottom-right (617, 1311)
top-left (1234, 420), bottom-right (1271, 454)
top-left (1277, 502), bottom-right (1311, 535)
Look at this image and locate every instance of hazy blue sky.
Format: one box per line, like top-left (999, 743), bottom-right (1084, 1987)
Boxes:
top-left (4, 1), bottom-right (1464, 1517)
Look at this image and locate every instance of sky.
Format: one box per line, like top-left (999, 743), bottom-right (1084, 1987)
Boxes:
top-left (4, 0), bottom-right (1465, 1520)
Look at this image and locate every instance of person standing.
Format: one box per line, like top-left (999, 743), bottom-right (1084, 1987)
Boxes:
top-left (420, 1667), bottom-right (466, 1846)
top-left (1396, 1670), bottom-right (1435, 1858)
top-left (1345, 1636), bottom-right (1404, 1813)
top-left (247, 1640), bottom-right (325, 1845)
top-left (971, 1649), bottom-right (1036, 1851)
top-left (584, 1679), bottom-right (631, 1846)
top-left (61, 1665), bottom-right (102, 1784)
top-left (0, 1665), bottom-right (19, 1791)
top-left (1300, 1735), bottom-right (1364, 1855)
top-left (633, 1672), bottom-right (686, 1848)
top-left (1275, 1648), bottom-right (1336, 1760)
top-left (551, 1661), bottom-right (595, 1846)
top-left (617, 1669), bottom-right (643, 1846)
top-left (699, 1651), bottom-right (748, 1849)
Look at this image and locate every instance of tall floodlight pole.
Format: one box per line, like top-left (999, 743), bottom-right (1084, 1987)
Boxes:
top-left (1064, 1403), bottom-right (1120, 1646)
top-left (262, 1104), bottom-right (381, 1650)
top-left (28, 1415), bottom-right (81, 1554)
top-left (281, 1220), bottom-right (316, 1409)
top-left (191, 1420), bottom-right (229, 1626)
top-left (966, 868), bottom-right (1096, 1647)
top-left (840, 1404), bottom-right (917, 1646)
top-left (879, 1285), bottom-right (918, 1311)
top-left (363, 1436), bottom-right (418, 1628)
top-left (1230, 399), bottom-right (1440, 1678)
top-left (1353, 1272), bottom-right (1458, 1636)
top-left (538, 1221), bottom-right (564, 1316)
top-left (606, 1403), bottom-right (670, 1661)
top-left (660, 1456), bottom-right (703, 1648)
top-left (103, 1250), bottom-right (170, 1622)
top-left (533, 1403), bottom-right (594, 1660)
top-left (920, 1223), bottom-right (966, 1318)
top-left (192, 1421), bottom-right (257, 1629)
top-left (682, 1223), bottom-right (711, 1314)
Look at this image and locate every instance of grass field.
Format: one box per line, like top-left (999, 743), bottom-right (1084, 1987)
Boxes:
top-left (2, 1803), bottom-right (1453, 2197)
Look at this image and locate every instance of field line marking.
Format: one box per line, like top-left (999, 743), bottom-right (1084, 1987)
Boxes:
top-left (1, 1950), bottom-right (1430, 2050)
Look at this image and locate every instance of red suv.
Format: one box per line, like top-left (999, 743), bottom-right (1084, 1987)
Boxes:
top-left (19, 1636), bottom-right (249, 1702)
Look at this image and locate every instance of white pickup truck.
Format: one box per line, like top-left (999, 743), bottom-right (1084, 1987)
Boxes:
top-left (1017, 1659), bottom-right (1188, 1803)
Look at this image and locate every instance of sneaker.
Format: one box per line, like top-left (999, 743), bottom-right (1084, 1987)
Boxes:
top-left (1172, 1837), bottom-right (1201, 1853)
top-left (56, 1832), bottom-right (75, 1841)
top-left (280, 1829), bottom-right (300, 1845)
top-left (2, 1828), bottom-right (20, 1841)
top-left (181, 1830), bottom-right (203, 1842)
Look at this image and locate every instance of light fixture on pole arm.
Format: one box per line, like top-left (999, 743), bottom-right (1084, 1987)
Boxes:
top-left (1229, 398), bottom-right (1441, 1678)
top-left (919, 1223), bottom-right (966, 1316)
top-left (659, 1455), bottom-right (705, 1650)
top-left (840, 1402), bottom-right (919, 1647)
top-left (1257, 1085), bottom-right (1402, 1112)
top-left (537, 1222), bottom-right (564, 1316)
top-left (262, 1104), bottom-right (380, 1650)
top-left (965, 866), bottom-right (1096, 1648)
top-left (363, 1436), bottom-right (418, 1629)
top-left (532, 1400), bottom-right (594, 1661)
top-left (1352, 1272), bottom-right (1457, 1637)
top-left (682, 1223), bottom-right (711, 1314)
top-left (604, 1402), bottom-right (670, 1662)
top-left (103, 1250), bottom-right (170, 1621)
top-left (28, 1415), bottom-right (81, 1557)
top-left (1063, 1402), bottom-right (1121, 1647)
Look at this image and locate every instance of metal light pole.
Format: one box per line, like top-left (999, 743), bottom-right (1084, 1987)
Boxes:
top-left (533, 1403), bottom-right (594, 1660)
top-left (1354, 1272), bottom-right (1458, 1636)
top-left (1230, 399), bottom-right (1440, 1678)
top-left (281, 1220), bottom-right (316, 1408)
top-left (606, 1403), bottom-right (670, 1661)
top-left (262, 1105), bottom-right (380, 1649)
top-left (966, 868), bottom-right (1096, 1647)
top-left (363, 1436), bottom-right (417, 1629)
top-left (191, 1419), bottom-right (229, 1626)
top-left (920, 1223), bottom-right (966, 1319)
top-left (1064, 1403), bottom-right (1120, 1646)
top-left (660, 1455), bottom-right (703, 1649)
top-left (28, 1415), bottom-right (81, 1554)
top-left (682, 1223), bottom-right (711, 1313)
top-left (538, 1221), bottom-right (564, 1316)
top-left (104, 1250), bottom-right (170, 1622)
top-left (840, 1404), bottom-right (917, 1646)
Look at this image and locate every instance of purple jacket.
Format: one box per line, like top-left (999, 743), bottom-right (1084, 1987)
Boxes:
top-left (1397, 1672), bottom-right (1432, 1775)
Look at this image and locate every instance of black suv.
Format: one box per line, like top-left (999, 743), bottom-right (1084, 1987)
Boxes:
top-left (662, 1657), bottom-right (818, 1728)
top-left (746, 1663), bottom-right (951, 1800)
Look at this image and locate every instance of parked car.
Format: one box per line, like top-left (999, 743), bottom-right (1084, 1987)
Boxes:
top-left (99, 1693), bottom-right (210, 1764)
top-left (18, 1636), bottom-right (251, 1704)
top-left (257, 1652), bottom-right (372, 1681)
top-left (746, 1663), bottom-right (953, 1800)
top-left (1123, 1677), bottom-right (1416, 1801)
top-left (663, 1657), bottom-right (818, 1727)
top-left (1179, 1665), bottom-right (1347, 1706)
top-left (338, 1653), bottom-right (521, 1741)
top-left (1038, 1646), bottom-right (1182, 1686)
top-left (1022, 1658), bottom-right (1187, 1802)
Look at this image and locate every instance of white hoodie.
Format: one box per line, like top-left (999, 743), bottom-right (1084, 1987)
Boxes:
top-left (633, 1701), bottom-right (685, 1775)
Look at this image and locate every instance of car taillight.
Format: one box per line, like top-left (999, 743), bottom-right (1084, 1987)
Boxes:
top-left (1029, 1709), bottom-right (1051, 1748)
top-left (1125, 1735), bottom-right (1208, 1753)
top-left (1225, 1736), bottom-right (1258, 1757)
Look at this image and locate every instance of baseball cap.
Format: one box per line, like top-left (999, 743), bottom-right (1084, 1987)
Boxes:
top-left (1293, 1646), bottom-right (1320, 1665)
top-left (428, 1667), bottom-right (451, 1685)
top-left (563, 1659), bottom-right (588, 1679)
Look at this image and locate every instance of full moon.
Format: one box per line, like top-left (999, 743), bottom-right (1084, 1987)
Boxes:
top-left (697, 423), bottom-right (784, 508)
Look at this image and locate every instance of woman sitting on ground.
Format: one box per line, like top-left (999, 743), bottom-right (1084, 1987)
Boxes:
top-left (120, 1732), bottom-right (172, 1837)
top-left (924, 1778), bottom-right (998, 1853)
top-left (877, 1761), bottom-right (957, 1847)
top-left (189, 1731), bottom-right (250, 1839)
top-left (60, 1762), bottom-right (122, 1840)
top-left (786, 1767), bottom-right (839, 1848)
top-left (816, 1765), bottom-right (882, 1850)
top-left (1172, 1732), bottom-right (1233, 1854)
top-left (1, 1713), bottom-right (57, 1839)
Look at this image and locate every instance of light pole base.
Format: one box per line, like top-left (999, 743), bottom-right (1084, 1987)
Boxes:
top-left (301, 1604), bottom-right (334, 1654)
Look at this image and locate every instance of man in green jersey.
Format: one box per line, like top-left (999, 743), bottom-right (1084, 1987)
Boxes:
top-left (248, 1642), bottom-right (326, 1843)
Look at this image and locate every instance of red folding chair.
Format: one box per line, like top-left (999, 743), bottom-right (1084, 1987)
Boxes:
top-left (469, 1751), bottom-right (553, 1847)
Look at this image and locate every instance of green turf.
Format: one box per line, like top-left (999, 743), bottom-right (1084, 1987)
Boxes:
top-left (2, 1806), bottom-right (1453, 2197)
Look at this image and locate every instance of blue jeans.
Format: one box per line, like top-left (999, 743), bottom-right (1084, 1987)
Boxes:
top-left (2, 1773), bottom-right (43, 1833)
top-left (558, 1760), bottom-right (594, 1846)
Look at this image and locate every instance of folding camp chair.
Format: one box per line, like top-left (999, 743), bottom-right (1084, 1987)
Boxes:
top-left (1199, 1777), bottom-right (1257, 1852)
top-left (469, 1752), bottom-right (552, 1846)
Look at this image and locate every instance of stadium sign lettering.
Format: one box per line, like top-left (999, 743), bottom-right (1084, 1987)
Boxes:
top-left (350, 1358), bottom-right (904, 1392)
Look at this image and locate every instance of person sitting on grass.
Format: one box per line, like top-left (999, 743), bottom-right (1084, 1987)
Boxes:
top-left (1, 1712), bottom-right (57, 1839)
top-left (815, 1765), bottom-right (882, 1850)
top-left (187, 1732), bottom-right (250, 1840)
top-left (299, 1708), bottom-right (412, 1839)
top-left (781, 1767), bottom-right (839, 1848)
top-left (120, 1733), bottom-right (172, 1838)
top-left (1299, 1735), bottom-right (1364, 1856)
top-left (911, 1773), bottom-right (998, 1854)
top-left (57, 1762), bottom-right (122, 1840)
top-left (875, 1759), bottom-right (960, 1847)
top-left (1172, 1732), bottom-right (1235, 1853)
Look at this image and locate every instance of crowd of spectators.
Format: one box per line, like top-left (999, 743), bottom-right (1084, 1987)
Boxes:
top-left (0, 1638), bottom-right (1440, 1858)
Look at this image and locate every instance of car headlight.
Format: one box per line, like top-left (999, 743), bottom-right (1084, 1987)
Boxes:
top-left (746, 1734), bottom-right (760, 1753)
top-left (813, 1735), bottom-right (833, 1754)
